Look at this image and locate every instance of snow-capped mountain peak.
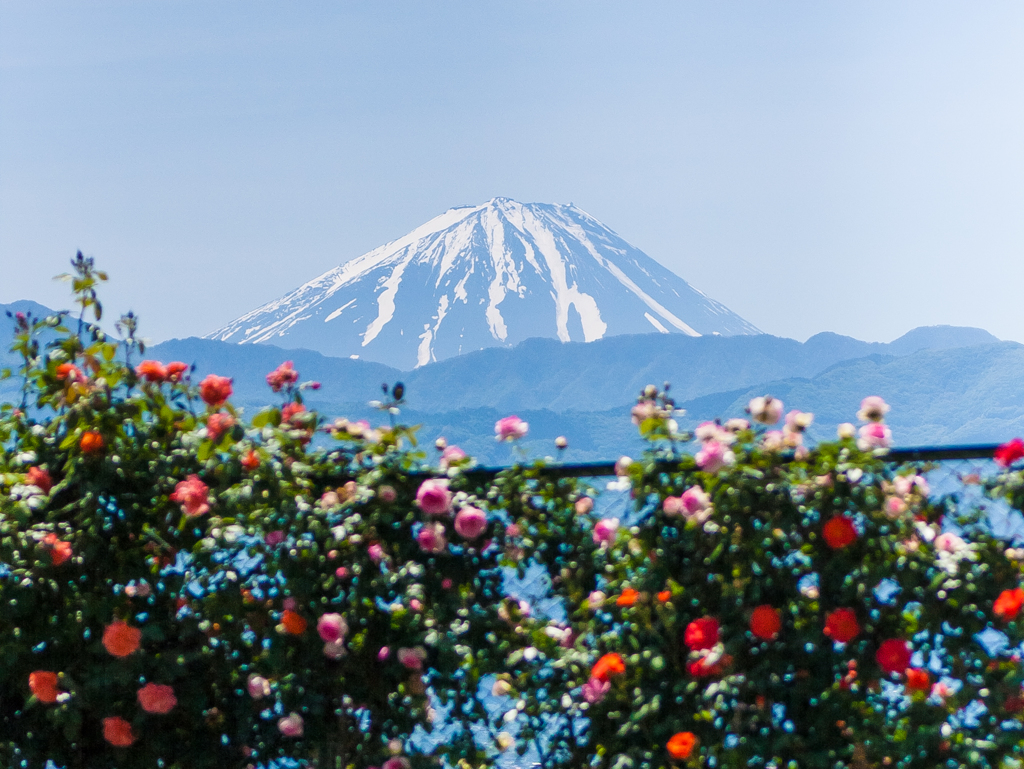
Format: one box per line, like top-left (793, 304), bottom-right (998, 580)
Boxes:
top-left (206, 198), bottom-right (760, 369)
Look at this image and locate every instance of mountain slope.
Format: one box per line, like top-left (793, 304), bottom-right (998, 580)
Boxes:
top-left (206, 198), bottom-right (760, 369)
top-left (677, 341), bottom-right (1024, 447)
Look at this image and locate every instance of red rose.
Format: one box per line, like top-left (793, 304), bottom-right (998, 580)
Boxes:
top-left (266, 361), bottom-right (299, 393)
top-left (749, 605), bottom-right (781, 640)
top-left (994, 587), bottom-right (1024, 621)
top-left (137, 683), bottom-right (177, 714)
top-left (26, 467), bottom-right (52, 494)
top-left (29, 671), bottom-right (59, 703)
top-left (199, 374), bottom-right (233, 407)
top-left (687, 653), bottom-right (731, 678)
top-left (206, 412), bottom-right (236, 443)
top-left (1005, 695), bottom-right (1024, 714)
top-left (995, 438), bottom-right (1024, 468)
top-left (55, 362), bottom-right (84, 382)
top-left (43, 533), bottom-right (72, 566)
top-left (280, 610), bottom-right (307, 636)
top-left (281, 401), bottom-right (307, 424)
top-left (905, 668), bottom-right (930, 691)
top-left (823, 608), bottom-right (860, 643)
top-left (875, 639), bottom-right (912, 675)
top-left (165, 361), bottom-right (189, 382)
top-left (684, 617), bottom-right (720, 650)
top-left (822, 516), bottom-right (857, 550)
top-left (169, 475), bottom-right (210, 517)
top-left (102, 621), bottom-right (142, 658)
top-left (102, 716), bottom-right (135, 747)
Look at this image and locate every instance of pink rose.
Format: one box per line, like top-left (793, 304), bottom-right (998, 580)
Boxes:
top-left (324, 640), bottom-right (346, 659)
top-left (247, 675), bottom-right (271, 699)
top-left (575, 497), bottom-right (594, 515)
top-left (662, 496), bottom-right (682, 515)
top-left (265, 530), bottom-right (285, 547)
top-left (278, 713), bottom-right (304, 737)
top-left (695, 440), bottom-right (733, 473)
top-left (169, 475), bottom-right (210, 517)
top-left (317, 613), bottom-right (347, 643)
top-left (368, 543), bottom-right (385, 563)
top-left (884, 496), bottom-right (908, 518)
top-left (494, 415), bottom-right (529, 441)
top-left (440, 445), bottom-right (467, 467)
top-left (266, 361), bottom-right (299, 393)
top-left (592, 518), bottom-right (619, 546)
top-left (415, 478), bottom-right (452, 516)
top-left (784, 410), bottom-right (814, 433)
top-left (858, 422), bottom-right (892, 451)
top-left (747, 395), bottom-right (783, 425)
top-left (416, 522), bottom-right (447, 554)
top-left (454, 507), bottom-right (488, 539)
top-left (582, 676), bottom-right (610, 704)
top-left (857, 396), bottom-right (890, 423)
top-left (397, 646), bottom-right (426, 670)
top-left (935, 532), bottom-right (966, 553)
top-left (383, 759), bottom-right (411, 769)
top-left (695, 421), bottom-right (730, 444)
top-left (378, 485), bottom-right (397, 503)
top-left (680, 486), bottom-right (712, 522)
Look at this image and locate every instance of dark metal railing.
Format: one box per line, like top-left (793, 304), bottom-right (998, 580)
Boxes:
top-left (452, 444), bottom-right (1002, 482)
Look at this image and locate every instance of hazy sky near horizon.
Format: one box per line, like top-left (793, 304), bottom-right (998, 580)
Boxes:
top-left (2, 1), bottom-right (1023, 345)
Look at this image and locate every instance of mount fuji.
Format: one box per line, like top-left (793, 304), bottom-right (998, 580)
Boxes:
top-left (206, 198), bottom-right (761, 369)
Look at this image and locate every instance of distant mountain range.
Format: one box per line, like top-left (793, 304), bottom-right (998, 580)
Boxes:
top-left (3, 307), bottom-right (1020, 463)
top-left (205, 198), bottom-right (760, 369)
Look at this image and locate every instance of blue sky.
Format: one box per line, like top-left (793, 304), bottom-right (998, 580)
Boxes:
top-left (2, 1), bottom-right (1022, 344)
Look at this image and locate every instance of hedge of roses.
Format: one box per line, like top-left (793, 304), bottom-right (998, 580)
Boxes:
top-left (4, 262), bottom-right (1024, 769)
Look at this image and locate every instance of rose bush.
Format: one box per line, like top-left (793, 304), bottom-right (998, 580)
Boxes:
top-left (4, 260), bottom-right (1024, 769)
top-left (506, 388), bottom-right (1024, 769)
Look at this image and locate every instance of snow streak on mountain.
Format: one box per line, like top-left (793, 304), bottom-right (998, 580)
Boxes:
top-left (207, 198), bottom-right (761, 369)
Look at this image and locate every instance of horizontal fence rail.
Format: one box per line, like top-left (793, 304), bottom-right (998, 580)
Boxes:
top-left (448, 443), bottom-right (1003, 482)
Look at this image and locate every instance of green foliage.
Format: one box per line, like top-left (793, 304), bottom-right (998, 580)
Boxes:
top-left (3, 267), bottom-right (1024, 769)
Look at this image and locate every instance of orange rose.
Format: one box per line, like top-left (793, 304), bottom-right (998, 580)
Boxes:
top-left (657, 590), bottom-right (671, 603)
top-left (240, 450), bottom-right (260, 471)
top-left (616, 588), bottom-right (639, 607)
top-left (102, 621), bottom-right (142, 657)
top-left (29, 671), bottom-right (59, 703)
top-left (591, 652), bottom-right (626, 682)
top-left (667, 731), bottom-right (697, 759)
top-left (102, 716), bottom-right (135, 747)
top-left (80, 431), bottom-right (104, 455)
top-left (135, 360), bottom-right (167, 383)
